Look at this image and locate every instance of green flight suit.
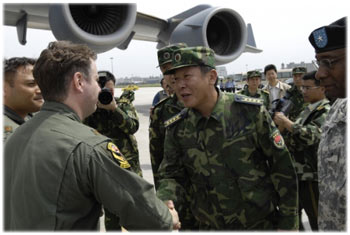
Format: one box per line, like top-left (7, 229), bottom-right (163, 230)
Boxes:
top-left (4, 101), bottom-right (172, 231)
top-left (288, 98), bottom-right (330, 231)
top-left (157, 91), bottom-right (298, 230)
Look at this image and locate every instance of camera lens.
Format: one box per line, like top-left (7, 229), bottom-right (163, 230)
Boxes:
top-left (98, 88), bottom-right (113, 104)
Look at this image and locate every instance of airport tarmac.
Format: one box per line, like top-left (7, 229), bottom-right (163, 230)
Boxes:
top-left (110, 87), bottom-right (311, 231)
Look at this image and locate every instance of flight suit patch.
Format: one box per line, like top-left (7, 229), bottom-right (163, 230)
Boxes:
top-left (107, 142), bottom-right (131, 169)
top-left (4, 126), bottom-right (13, 133)
top-left (272, 131), bottom-right (285, 149)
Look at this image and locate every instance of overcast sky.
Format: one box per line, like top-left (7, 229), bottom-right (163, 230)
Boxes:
top-left (2, 0), bottom-right (349, 78)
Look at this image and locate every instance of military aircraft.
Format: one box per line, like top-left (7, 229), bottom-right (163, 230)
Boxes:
top-left (4, 3), bottom-right (262, 65)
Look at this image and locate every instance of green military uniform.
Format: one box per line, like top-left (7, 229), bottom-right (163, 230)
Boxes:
top-left (286, 85), bottom-right (307, 122)
top-left (149, 95), bottom-right (183, 188)
top-left (3, 105), bottom-right (32, 142)
top-left (4, 101), bottom-right (172, 231)
top-left (157, 46), bottom-right (298, 230)
top-left (237, 87), bottom-right (270, 109)
top-left (149, 43), bottom-right (198, 230)
top-left (288, 98), bottom-right (330, 231)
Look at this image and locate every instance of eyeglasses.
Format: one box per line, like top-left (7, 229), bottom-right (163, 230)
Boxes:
top-left (314, 55), bottom-right (345, 69)
top-left (300, 86), bottom-right (320, 91)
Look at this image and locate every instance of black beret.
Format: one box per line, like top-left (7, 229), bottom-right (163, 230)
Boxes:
top-left (308, 17), bottom-right (347, 53)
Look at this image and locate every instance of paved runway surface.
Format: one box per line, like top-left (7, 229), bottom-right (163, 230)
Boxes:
top-left (111, 87), bottom-right (311, 231)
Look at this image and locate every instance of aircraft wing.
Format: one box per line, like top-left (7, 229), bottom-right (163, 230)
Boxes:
top-left (3, 3), bottom-right (262, 65)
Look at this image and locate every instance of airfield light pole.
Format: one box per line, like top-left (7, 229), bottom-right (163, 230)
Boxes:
top-left (110, 57), bottom-right (114, 75)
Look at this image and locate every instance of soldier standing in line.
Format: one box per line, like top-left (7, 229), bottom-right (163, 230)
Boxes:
top-left (4, 41), bottom-right (180, 231)
top-left (157, 46), bottom-right (298, 230)
top-left (286, 67), bottom-right (308, 122)
top-left (149, 43), bottom-right (199, 230)
top-left (273, 71), bottom-right (330, 231)
top-left (84, 70), bottom-right (142, 230)
top-left (309, 17), bottom-right (347, 231)
top-left (237, 70), bottom-right (270, 109)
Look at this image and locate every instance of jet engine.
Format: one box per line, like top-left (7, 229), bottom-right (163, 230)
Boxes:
top-left (48, 4), bottom-right (137, 53)
top-left (168, 7), bottom-right (247, 65)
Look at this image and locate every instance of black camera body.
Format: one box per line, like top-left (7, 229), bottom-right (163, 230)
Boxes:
top-left (269, 91), bottom-right (294, 119)
top-left (98, 71), bottom-right (114, 105)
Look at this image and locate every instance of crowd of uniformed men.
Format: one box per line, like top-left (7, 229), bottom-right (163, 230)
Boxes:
top-left (3, 17), bottom-right (346, 231)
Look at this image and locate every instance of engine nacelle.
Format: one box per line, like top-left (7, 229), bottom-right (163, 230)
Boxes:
top-left (48, 4), bottom-right (137, 53)
top-left (169, 7), bottom-right (247, 65)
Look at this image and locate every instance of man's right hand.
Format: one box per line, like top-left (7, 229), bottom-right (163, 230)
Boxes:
top-left (165, 200), bottom-right (181, 230)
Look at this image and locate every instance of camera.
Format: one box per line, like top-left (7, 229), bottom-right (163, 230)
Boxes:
top-left (98, 71), bottom-right (114, 105)
top-left (269, 90), bottom-right (294, 119)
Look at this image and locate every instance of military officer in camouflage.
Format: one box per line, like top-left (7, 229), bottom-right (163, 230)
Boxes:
top-left (149, 43), bottom-right (186, 189)
top-left (273, 71), bottom-right (330, 231)
top-left (286, 67), bottom-right (308, 122)
top-left (149, 43), bottom-right (198, 230)
top-left (237, 70), bottom-right (270, 109)
top-left (157, 46), bottom-right (298, 230)
top-left (309, 17), bottom-right (346, 231)
top-left (4, 41), bottom-right (180, 231)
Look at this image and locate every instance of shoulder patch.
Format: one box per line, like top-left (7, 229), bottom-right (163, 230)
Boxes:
top-left (107, 142), bottom-right (131, 169)
top-left (271, 131), bottom-right (285, 149)
top-left (4, 125), bottom-right (13, 133)
top-left (164, 108), bottom-right (188, 128)
top-left (235, 94), bottom-right (263, 105)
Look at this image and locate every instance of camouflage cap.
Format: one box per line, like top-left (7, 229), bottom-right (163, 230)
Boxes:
top-left (164, 46), bottom-right (216, 74)
top-left (292, 67), bottom-right (307, 75)
top-left (157, 43), bottom-right (187, 67)
top-left (247, 70), bottom-right (261, 78)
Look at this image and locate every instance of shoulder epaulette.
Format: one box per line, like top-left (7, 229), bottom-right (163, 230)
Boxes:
top-left (154, 96), bottom-right (171, 107)
top-left (164, 108), bottom-right (188, 128)
top-left (118, 97), bottom-right (130, 104)
top-left (316, 105), bottom-right (326, 111)
top-left (234, 94), bottom-right (263, 105)
top-left (261, 89), bottom-right (270, 95)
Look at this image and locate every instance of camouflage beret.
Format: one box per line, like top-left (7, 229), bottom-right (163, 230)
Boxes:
top-left (157, 43), bottom-right (187, 67)
top-left (247, 70), bottom-right (261, 78)
top-left (164, 46), bottom-right (216, 74)
top-left (308, 17), bottom-right (346, 53)
top-left (292, 67), bottom-right (307, 75)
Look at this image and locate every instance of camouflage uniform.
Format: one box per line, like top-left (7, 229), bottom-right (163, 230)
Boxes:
top-left (237, 87), bottom-right (270, 109)
top-left (317, 98), bottom-right (347, 231)
top-left (287, 98), bottom-right (330, 231)
top-left (287, 85), bottom-right (307, 122)
top-left (149, 43), bottom-right (198, 230)
top-left (157, 46), bottom-right (298, 230)
top-left (149, 95), bottom-right (183, 188)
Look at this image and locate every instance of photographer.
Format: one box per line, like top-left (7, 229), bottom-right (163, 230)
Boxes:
top-left (83, 71), bottom-right (142, 230)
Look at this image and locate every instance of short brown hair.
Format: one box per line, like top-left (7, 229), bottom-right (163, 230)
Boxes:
top-left (33, 41), bottom-right (97, 102)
